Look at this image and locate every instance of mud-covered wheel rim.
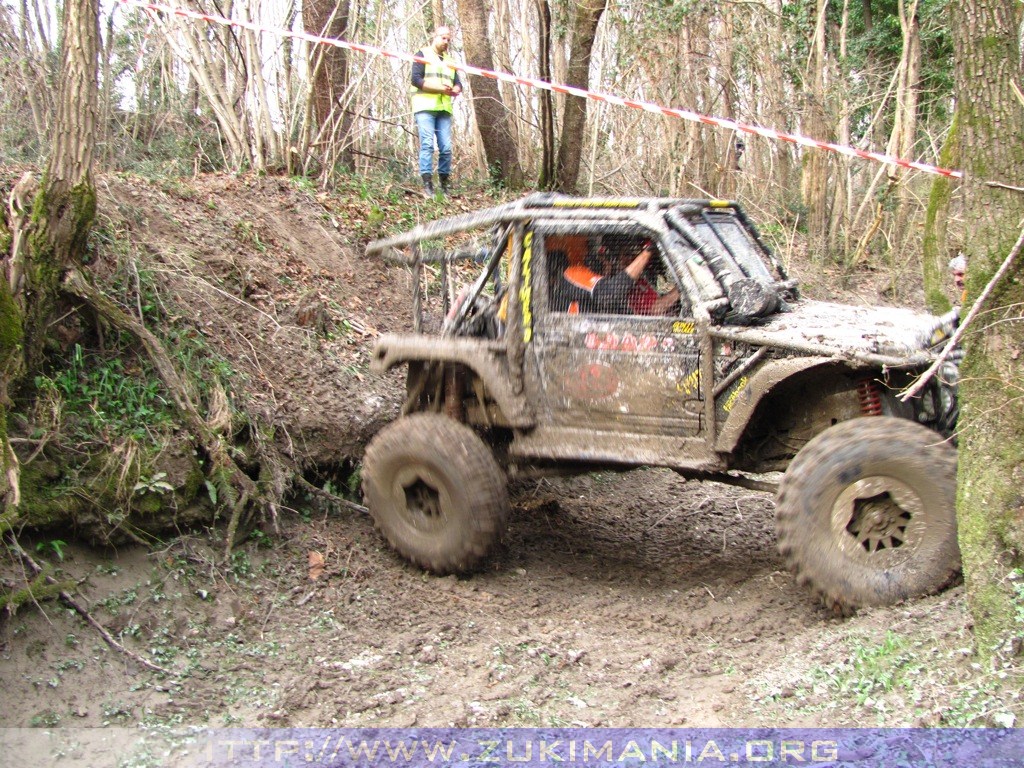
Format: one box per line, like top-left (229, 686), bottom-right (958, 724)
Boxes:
top-left (392, 467), bottom-right (449, 533)
top-left (832, 476), bottom-right (925, 565)
top-left (362, 413), bottom-right (509, 574)
top-left (776, 416), bottom-right (960, 611)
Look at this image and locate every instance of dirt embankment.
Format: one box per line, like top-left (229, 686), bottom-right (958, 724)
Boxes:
top-left (94, 173), bottom-right (413, 466)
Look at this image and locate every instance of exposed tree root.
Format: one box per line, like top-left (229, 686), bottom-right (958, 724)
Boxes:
top-left (294, 475), bottom-right (369, 515)
top-left (62, 269), bottom-right (261, 561)
top-left (1, 570), bottom-right (76, 613)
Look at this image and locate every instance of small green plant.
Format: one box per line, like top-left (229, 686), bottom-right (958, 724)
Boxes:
top-left (228, 550), bottom-right (252, 580)
top-left (35, 539), bottom-right (67, 561)
top-left (290, 175), bottom-right (316, 194)
top-left (29, 710), bottom-right (62, 727)
top-left (101, 699), bottom-right (134, 723)
top-left (133, 471), bottom-right (175, 496)
top-left (99, 587), bottom-right (139, 615)
top-left (234, 220), bottom-right (267, 252)
top-left (823, 631), bottom-right (908, 705)
top-left (203, 479), bottom-right (218, 505)
top-left (36, 343), bottom-right (175, 442)
top-left (249, 528), bottom-right (273, 549)
top-left (147, 627), bottom-right (178, 664)
top-left (346, 465), bottom-right (362, 498)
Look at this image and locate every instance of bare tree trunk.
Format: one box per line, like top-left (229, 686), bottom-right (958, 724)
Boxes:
top-left (305, 0), bottom-right (356, 173)
top-left (554, 0), bottom-right (607, 193)
top-left (950, 0), bottom-right (1024, 663)
top-left (535, 0), bottom-right (555, 189)
top-left (38, 0), bottom-right (98, 271)
top-left (164, 19), bottom-right (250, 168)
top-left (800, 0), bottom-right (832, 261)
top-left (718, 6), bottom-right (738, 199)
top-left (831, 0), bottom-right (852, 256)
top-left (11, 0), bottom-right (51, 139)
top-left (886, 0), bottom-right (922, 251)
top-left (455, 0), bottom-right (525, 186)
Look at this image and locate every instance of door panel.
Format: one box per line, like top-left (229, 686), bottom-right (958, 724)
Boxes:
top-left (531, 314), bottom-right (703, 436)
top-left (522, 224), bottom-right (706, 439)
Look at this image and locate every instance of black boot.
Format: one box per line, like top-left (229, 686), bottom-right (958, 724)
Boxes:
top-left (421, 173), bottom-right (434, 198)
top-left (439, 174), bottom-right (451, 196)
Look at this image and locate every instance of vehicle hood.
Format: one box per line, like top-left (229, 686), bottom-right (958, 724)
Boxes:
top-left (727, 299), bottom-right (948, 362)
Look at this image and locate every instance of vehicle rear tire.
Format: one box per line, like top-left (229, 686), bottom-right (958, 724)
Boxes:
top-left (362, 413), bottom-right (509, 574)
top-left (776, 416), bottom-right (960, 612)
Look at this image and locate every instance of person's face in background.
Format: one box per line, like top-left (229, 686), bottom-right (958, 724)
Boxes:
top-left (432, 27), bottom-right (452, 54)
top-left (952, 267), bottom-right (965, 293)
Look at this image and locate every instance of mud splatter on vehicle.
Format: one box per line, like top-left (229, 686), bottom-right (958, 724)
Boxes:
top-left (363, 194), bottom-right (961, 613)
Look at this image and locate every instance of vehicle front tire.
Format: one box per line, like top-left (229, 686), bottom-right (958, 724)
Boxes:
top-left (776, 416), bottom-right (960, 612)
top-left (362, 413), bottom-right (509, 574)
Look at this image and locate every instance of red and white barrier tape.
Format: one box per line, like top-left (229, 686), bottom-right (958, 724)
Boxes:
top-left (119, 0), bottom-right (963, 180)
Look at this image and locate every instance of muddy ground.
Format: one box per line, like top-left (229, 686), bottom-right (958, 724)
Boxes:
top-left (2, 473), bottom-right (994, 732)
top-left (0, 172), bottom-right (1019, 737)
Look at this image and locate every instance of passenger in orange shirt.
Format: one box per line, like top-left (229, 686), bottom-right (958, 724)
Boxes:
top-left (559, 242), bottom-right (649, 314)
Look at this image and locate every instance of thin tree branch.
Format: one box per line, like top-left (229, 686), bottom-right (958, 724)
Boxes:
top-left (984, 181), bottom-right (1024, 194)
top-left (901, 225), bottom-right (1024, 401)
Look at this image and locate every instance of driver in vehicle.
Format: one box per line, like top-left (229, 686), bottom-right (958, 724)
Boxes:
top-left (551, 235), bottom-right (667, 315)
top-left (620, 241), bottom-right (681, 316)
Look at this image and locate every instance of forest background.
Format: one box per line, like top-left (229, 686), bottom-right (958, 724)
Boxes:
top-left (2, 0), bottom-right (963, 278)
top-left (0, 0), bottom-right (1022, 677)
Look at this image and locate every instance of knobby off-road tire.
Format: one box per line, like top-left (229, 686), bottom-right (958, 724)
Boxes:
top-left (776, 417), bottom-right (960, 612)
top-left (362, 413), bottom-right (509, 574)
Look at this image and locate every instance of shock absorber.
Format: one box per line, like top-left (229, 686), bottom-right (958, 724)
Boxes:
top-left (857, 377), bottom-right (884, 416)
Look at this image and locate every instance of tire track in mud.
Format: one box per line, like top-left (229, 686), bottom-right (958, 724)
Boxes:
top-left (266, 468), bottom-right (826, 727)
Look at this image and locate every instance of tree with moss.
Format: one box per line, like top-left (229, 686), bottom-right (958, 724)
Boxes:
top-left (949, 0), bottom-right (1024, 662)
top-left (2, 0), bottom-right (260, 556)
top-left (2, 0), bottom-right (100, 523)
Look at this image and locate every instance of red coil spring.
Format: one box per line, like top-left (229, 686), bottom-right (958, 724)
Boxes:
top-left (857, 378), bottom-right (884, 416)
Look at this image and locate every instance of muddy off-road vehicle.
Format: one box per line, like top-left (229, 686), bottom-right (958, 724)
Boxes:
top-left (363, 194), bottom-right (961, 611)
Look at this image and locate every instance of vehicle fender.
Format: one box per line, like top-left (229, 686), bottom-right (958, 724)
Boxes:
top-left (371, 334), bottom-right (535, 427)
top-left (714, 357), bottom-right (842, 453)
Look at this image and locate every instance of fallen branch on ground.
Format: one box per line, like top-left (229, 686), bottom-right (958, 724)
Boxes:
top-left (8, 535), bottom-right (171, 675)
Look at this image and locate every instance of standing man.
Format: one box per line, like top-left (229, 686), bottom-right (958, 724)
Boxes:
top-left (411, 26), bottom-right (462, 198)
top-left (949, 253), bottom-right (967, 305)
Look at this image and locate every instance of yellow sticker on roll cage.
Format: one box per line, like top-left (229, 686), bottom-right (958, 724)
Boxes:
top-left (673, 321), bottom-right (696, 335)
top-left (550, 200), bottom-right (643, 209)
top-left (520, 232), bottom-right (534, 343)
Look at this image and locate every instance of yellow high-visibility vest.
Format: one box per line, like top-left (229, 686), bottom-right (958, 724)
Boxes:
top-left (411, 47), bottom-right (457, 114)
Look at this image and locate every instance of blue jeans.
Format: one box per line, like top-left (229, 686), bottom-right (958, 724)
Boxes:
top-left (415, 110), bottom-right (453, 177)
